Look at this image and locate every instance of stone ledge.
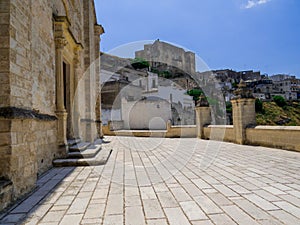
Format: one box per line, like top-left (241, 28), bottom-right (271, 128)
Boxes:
top-left (253, 126), bottom-right (300, 131)
top-left (0, 179), bottom-right (13, 212)
top-left (0, 107), bottom-right (57, 121)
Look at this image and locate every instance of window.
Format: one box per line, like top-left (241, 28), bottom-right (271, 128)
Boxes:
top-left (152, 79), bottom-right (156, 88)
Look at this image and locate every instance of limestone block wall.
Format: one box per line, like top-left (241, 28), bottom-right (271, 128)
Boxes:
top-left (203, 125), bottom-right (235, 142)
top-left (246, 126), bottom-right (300, 152)
top-left (0, 118), bottom-right (63, 199)
top-left (7, 0), bottom-right (57, 115)
top-left (123, 99), bottom-right (172, 130)
top-left (165, 125), bottom-right (196, 138)
top-left (0, 0), bottom-right (10, 107)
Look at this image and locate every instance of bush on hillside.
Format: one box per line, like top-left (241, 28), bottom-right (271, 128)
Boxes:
top-left (255, 98), bottom-right (264, 113)
top-left (273, 95), bottom-right (286, 107)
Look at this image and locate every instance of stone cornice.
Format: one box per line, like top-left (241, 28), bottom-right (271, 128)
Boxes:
top-left (0, 107), bottom-right (57, 121)
top-left (94, 24), bottom-right (105, 36)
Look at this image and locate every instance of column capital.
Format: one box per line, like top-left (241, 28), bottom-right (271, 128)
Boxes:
top-left (73, 45), bottom-right (82, 67)
top-left (94, 24), bottom-right (105, 36)
top-left (55, 37), bottom-right (68, 50)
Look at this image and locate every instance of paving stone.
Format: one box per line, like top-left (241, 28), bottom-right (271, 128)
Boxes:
top-left (146, 218), bottom-right (168, 225)
top-left (164, 207), bottom-right (190, 225)
top-left (232, 198), bottom-right (278, 221)
top-left (125, 206), bottom-right (146, 225)
top-left (83, 204), bottom-right (105, 219)
top-left (140, 186), bottom-right (157, 200)
top-left (209, 213), bottom-right (237, 225)
top-left (222, 205), bottom-right (260, 225)
top-left (243, 193), bottom-right (279, 211)
top-left (142, 199), bottom-right (165, 219)
top-left (268, 209), bottom-right (300, 224)
top-left (273, 201), bottom-right (300, 218)
top-left (59, 214), bottom-right (83, 225)
top-left (190, 220), bottom-right (214, 225)
top-left (213, 184), bottom-right (239, 197)
top-left (170, 187), bottom-right (192, 202)
top-left (102, 214), bottom-right (123, 225)
top-left (194, 195), bottom-right (223, 214)
top-left (179, 201), bottom-right (207, 221)
top-left (104, 194), bottom-right (123, 215)
top-left (253, 189), bottom-right (281, 202)
top-left (207, 193), bottom-right (233, 206)
top-left (262, 186), bottom-right (286, 195)
top-left (40, 210), bottom-right (65, 223)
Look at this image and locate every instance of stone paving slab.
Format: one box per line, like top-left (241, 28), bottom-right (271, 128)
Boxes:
top-left (1, 136), bottom-right (300, 224)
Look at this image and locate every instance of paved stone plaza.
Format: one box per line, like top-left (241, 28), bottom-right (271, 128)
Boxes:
top-left (1, 136), bottom-right (300, 225)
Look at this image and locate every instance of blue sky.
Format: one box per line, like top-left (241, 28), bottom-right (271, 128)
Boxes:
top-left (95, 0), bottom-right (300, 77)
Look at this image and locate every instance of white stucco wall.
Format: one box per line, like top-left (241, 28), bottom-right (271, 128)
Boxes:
top-left (121, 98), bottom-right (172, 130)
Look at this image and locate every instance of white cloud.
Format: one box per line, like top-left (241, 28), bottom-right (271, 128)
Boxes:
top-left (245, 0), bottom-right (271, 9)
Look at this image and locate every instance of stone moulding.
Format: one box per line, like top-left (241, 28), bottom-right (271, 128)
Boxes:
top-left (0, 107), bottom-right (57, 121)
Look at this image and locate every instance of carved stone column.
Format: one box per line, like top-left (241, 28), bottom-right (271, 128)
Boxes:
top-left (231, 80), bottom-right (256, 144)
top-left (72, 46), bottom-right (82, 139)
top-left (55, 37), bottom-right (68, 146)
top-left (195, 94), bottom-right (211, 139)
top-left (94, 25), bottom-right (104, 138)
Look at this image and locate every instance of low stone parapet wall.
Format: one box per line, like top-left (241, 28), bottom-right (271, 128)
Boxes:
top-left (246, 126), bottom-right (300, 152)
top-left (204, 125), bottom-right (235, 142)
top-left (102, 123), bottom-right (196, 138)
top-left (166, 125), bottom-right (196, 138)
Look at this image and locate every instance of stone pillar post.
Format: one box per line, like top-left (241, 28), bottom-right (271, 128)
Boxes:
top-left (55, 37), bottom-right (68, 146)
top-left (72, 46), bottom-right (82, 139)
top-left (94, 25), bottom-right (105, 139)
top-left (231, 80), bottom-right (256, 144)
top-left (195, 94), bottom-right (211, 139)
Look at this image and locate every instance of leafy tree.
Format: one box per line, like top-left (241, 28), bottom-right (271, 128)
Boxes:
top-left (131, 58), bottom-right (150, 69)
top-left (226, 101), bottom-right (232, 113)
top-left (255, 98), bottom-right (264, 113)
top-left (187, 89), bottom-right (203, 102)
top-left (273, 95), bottom-right (286, 107)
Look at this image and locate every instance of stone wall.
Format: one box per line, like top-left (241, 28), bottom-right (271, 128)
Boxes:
top-left (0, 0), bottom-right (103, 211)
top-left (246, 126), bottom-right (300, 151)
top-left (0, 117), bottom-right (63, 201)
top-left (203, 125), bottom-right (235, 142)
top-left (135, 40), bottom-right (196, 75)
top-left (0, 0), bottom-right (10, 107)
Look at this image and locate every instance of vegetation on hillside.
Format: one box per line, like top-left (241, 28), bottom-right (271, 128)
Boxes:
top-left (256, 101), bottom-right (300, 126)
top-left (131, 58), bottom-right (150, 69)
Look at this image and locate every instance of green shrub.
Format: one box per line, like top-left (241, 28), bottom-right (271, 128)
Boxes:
top-left (226, 101), bottom-right (232, 113)
top-left (255, 98), bottom-right (264, 113)
top-left (273, 95), bottom-right (286, 107)
top-left (131, 58), bottom-right (149, 69)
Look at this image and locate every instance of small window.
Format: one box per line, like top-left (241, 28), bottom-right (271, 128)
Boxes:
top-left (152, 79), bottom-right (156, 88)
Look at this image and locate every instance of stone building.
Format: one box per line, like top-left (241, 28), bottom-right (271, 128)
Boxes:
top-left (135, 40), bottom-right (196, 75)
top-left (0, 0), bottom-right (104, 211)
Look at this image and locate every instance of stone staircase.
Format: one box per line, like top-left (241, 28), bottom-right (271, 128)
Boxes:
top-left (53, 139), bottom-right (112, 167)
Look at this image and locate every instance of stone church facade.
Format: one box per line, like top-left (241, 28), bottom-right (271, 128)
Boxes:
top-left (0, 0), bottom-right (104, 210)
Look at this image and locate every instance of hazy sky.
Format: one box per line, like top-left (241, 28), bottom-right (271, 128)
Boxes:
top-left (95, 0), bottom-right (300, 77)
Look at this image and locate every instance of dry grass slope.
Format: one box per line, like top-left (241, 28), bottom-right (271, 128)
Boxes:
top-left (256, 101), bottom-right (300, 126)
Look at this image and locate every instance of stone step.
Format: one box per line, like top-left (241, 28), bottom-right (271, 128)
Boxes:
top-left (67, 144), bottom-right (102, 159)
top-left (53, 147), bottom-right (112, 167)
top-left (0, 179), bottom-right (13, 212)
top-left (69, 142), bottom-right (90, 152)
top-left (67, 138), bottom-right (81, 146)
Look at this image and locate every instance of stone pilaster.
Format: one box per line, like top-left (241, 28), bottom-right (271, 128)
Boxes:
top-left (195, 94), bottom-right (211, 139)
top-left (55, 37), bottom-right (68, 146)
top-left (94, 25), bottom-right (104, 138)
top-left (231, 80), bottom-right (256, 144)
top-left (195, 106), bottom-right (211, 139)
